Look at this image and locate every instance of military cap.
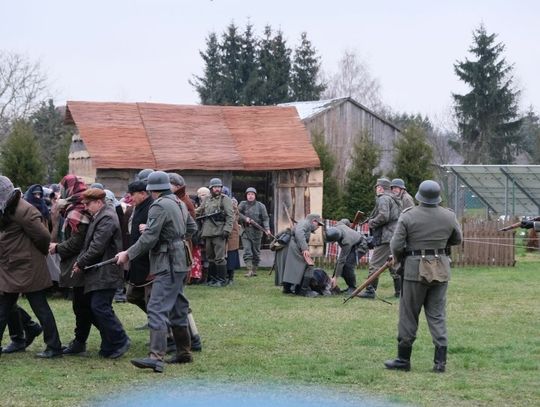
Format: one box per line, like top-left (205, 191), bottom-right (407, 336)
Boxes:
top-left (81, 188), bottom-right (106, 203)
top-left (309, 214), bottom-right (325, 226)
top-left (128, 180), bottom-right (147, 193)
top-left (168, 173), bottom-right (185, 187)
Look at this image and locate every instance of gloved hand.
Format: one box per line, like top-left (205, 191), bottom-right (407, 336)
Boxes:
top-left (520, 220), bottom-right (534, 229)
top-left (222, 230), bottom-right (230, 239)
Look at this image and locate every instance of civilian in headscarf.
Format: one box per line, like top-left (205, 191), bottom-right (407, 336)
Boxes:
top-left (24, 184), bottom-right (51, 231)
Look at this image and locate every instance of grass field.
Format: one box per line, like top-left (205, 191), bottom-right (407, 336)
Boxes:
top-left (1, 255), bottom-right (539, 406)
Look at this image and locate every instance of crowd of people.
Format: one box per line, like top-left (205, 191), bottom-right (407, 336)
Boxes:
top-left (0, 171), bottom-right (464, 373)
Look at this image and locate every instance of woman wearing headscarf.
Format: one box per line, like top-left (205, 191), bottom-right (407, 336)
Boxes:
top-left (24, 184), bottom-right (52, 231)
top-left (48, 174), bottom-right (93, 355)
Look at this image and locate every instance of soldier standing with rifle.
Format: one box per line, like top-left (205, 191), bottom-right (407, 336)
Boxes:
top-left (391, 178), bottom-right (415, 210)
top-left (359, 178), bottom-right (401, 299)
top-left (196, 178), bottom-right (233, 287)
top-left (238, 187), bottom-right (271, 277)
top-left (385, 180), bottom-right (462, 373)
top-left (116, 171), bottom-right (197, 373)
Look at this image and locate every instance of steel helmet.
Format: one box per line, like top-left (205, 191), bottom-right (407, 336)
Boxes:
top-left (415, 180), bottom-right (442, 205)
top-left (209, 178), bottom-right (223, 188)
top-left (146, 171), bottom-right (171, 191)
top-left (245, 187), bottom-right (257, 195)
top-left (137, 169), bottom-right (154, 183)
top-left (391, 178), bottom-right (406, 189)
top-left (325, 227), bottom-right (343, 242)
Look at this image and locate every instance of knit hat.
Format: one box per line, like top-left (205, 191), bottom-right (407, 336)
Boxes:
top-left (81, 188), bottom-right (106, 204)
top-left (0, 176), bottom-right (15, 212)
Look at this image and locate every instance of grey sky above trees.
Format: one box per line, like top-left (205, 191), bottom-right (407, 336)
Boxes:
top-left (1, 0), bottom-right (538, 122)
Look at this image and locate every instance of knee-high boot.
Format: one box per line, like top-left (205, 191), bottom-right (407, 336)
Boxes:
top-left (167, 326), bottom-right (193, 364)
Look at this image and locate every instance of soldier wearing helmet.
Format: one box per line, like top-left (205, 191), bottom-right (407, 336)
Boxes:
top-left (195, 178), bottom-right (233, 287)
top-left (324, 220), bottom-right (369, 296)
top-left (238, 187), bottom-right (270, 277)
top-left (391, 178), bottom-right (415, 210)
top-left (385, 180), bottom-right (462, 374)
top-left (116, 171), bottom-right (197, 372)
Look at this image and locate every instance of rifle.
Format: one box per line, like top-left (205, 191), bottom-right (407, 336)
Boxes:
top-left (246, 218), bottom-right (276, 240)
top-left (195, 210), bottom-right (223, 221)
top-left (283, 204), bottom-right (296, 229)
top-left (351, 210), bottom-right (365, 229)
top-left (84, 257), bottom-right (118, 270)
top-left (498, 216), bottom-right (540, 232)
top-left (343, 258), bottom-right (392, 304)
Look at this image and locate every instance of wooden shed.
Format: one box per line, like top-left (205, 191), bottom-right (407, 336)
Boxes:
top-left (281, 97), bottom-right (401, 185)
top-left (65, 101), bottom-right (323, 248)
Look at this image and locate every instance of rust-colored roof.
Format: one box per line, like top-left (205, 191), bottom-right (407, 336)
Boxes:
top-left (65, 101), bottom-right (320, 171)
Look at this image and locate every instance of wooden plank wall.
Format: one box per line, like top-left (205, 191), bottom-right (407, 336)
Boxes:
top-left (452, 219), bottom-right (515, 267)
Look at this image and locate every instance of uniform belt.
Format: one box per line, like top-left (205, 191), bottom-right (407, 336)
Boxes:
top-left (405, 248), bottom-right (448, 256)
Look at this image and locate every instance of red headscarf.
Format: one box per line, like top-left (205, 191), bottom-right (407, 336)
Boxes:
top-left (60, 174), bottom-right (90, 233)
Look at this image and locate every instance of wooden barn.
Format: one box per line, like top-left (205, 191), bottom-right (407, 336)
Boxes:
top-left (281, 97), bottom-right (401, 184)
top-left (64, 101), bottom-right (323, 244)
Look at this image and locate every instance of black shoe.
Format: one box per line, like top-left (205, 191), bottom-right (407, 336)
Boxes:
top-left (107, 339), bottom-right (131, 359)
top-left (62, 340), bottom-right (87, 356)
top-left (36, 348), bottom-right (63, 358)
top-left (2, 340), bottom-right (26, 354)
top-left (384, 358), bottom-right (411, 371)
top-left (358, 288), bottom-right (376, 299)
top-left (131, 357), bottom-right (164, 373)
top-left (24, 323), bottom-right (43, 348)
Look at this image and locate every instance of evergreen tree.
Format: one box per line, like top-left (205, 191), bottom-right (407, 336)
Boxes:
top-left (518, 107), bottom-right (540, 164)
top-left (453, 25), bottom-right (522, 164)
top-left (31, 99), bottom-right (73, 183)
top-left (238, 23), bottom-right (261, 105)
top-left (220, 23), bottom-right (243, 105)
top-left (0, 119), bottom-right (45, 190)
top-left (311, 130), bottom-right (343, 219)
top-left (390, 123), bottom-right (434, 198)
top-left (257, 26), bottom-right (291, 105)
top-left (290, 32), bottom-right (325, 101)
top-left (190, 32), bottom-right (223, 105)
top-left (343, 130), bottom-right (381, 219)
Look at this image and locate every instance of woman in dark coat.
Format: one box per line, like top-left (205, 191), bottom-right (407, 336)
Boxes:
top-left (0, 176), bottom-right (62, 357)
top-left (49, 174), bottom-right (93, 355)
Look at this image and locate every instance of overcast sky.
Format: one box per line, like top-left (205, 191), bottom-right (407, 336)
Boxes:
top-left (2, 0), bottom-right (538, 123)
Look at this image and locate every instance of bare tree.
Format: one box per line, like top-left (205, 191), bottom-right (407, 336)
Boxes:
top-left (0, 51), bottom-right (48, 138)
top-left (323, 49), bottom-right (383, 112)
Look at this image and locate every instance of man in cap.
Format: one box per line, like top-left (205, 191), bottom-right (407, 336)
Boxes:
top-left (196, 178), bottom-right (233, 287)
top-left (73, 188), bottom-right (130, 359)
top-left (282, 213), bottom-right (324, 297)
top-left (0, 175), bottom-right (63, 358)
top-left (391, 178), bottom-right (415, 210)
top-left (385, 180), bottom-right (462, 373)
top-left (359, 177), bottom-right (401, 299)
top-left (116, 171), bottom-right (197, 373)
top-left (325, 219), bottom-right (369, 296)
top-left (238, 187), bottom-right (271, 277)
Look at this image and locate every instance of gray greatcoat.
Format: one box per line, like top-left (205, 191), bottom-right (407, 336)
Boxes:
top-left (77, 203), bottom-right (124, 294)
top-left (334, 223), bottom-right (368, 278)
top-left (390, 204), bottom-right (462, 348)
top-left (282, 215), bottom-right (318, 286)
top-left (0, 191), bottom-right (52, 293)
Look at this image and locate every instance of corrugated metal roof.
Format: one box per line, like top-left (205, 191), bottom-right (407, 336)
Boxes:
top-left (65, 101), bottom-right (320, 171)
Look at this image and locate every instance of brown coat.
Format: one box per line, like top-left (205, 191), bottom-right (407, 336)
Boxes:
top-left (0, 191), bottom-right (52, 293)
top-left (228, 208), bottom-right (240, 251)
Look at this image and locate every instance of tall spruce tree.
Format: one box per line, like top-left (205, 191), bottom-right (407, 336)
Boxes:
top-left (390, 123), bottom-right (434, 198)
top-left (290, 32), bottom-right (325, 101)
top-left (343, 130), bottom-right (381, 219)
top-left (311, 130), bottom-right (343, 219)
top-left (453, 25), bottom-right (522, 164)
top-left (257, 26), bottom-right (291, 105)
top-left (190, 32), bottom-right (223, 105)
top-left (0, 119), bottom-right (45, 190)
top-left (238, 23), bottom-right (260, 105)
top-left (518, 107), bottom-right (540, 164)
top-left (220, 23), bottom-right (243, 105)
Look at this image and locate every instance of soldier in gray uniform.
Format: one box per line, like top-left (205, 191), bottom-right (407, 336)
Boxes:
top-left (385, 180), bottom-right (462, 373)
top-left (238, 187), bottom-right (270, 277)
top-left (391, 178), bottom-right (415, 210)
top-left (282, 213), bottom-right (324, 297)
top-left (359, 178), bottom-right (401, 299)
top-left (196, 178), bottom-right (233, 287)
top-left (325, 219), bottom-right (368, 295)
top-left (116, 171), bottom-right (197, 373)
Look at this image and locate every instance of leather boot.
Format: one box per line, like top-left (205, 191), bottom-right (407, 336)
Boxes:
top-left (358, 285), bottom-right (376, 299)
top-left (244, 261), bottom-right (254, 277)
top-left (433, 346), bottom-right (447, 373)
top-left (384, 345), bottom-right (412, 371)
top-left (252, 265), bottom-right (258, 277)
top-left (62, 339), bottom-right (87, 356)
top-left (131, 329), bottom-right (166, 373)
top-left (188, 312), bottom-right (202, 352)
top-left (393, 278), bottom-right (401, 298)
top-left (167, 326), bottom-right (193, 364)
top-left (206, 263), bottom-right (217, 285)
top-left (210, 264), bottom-right (228, 287)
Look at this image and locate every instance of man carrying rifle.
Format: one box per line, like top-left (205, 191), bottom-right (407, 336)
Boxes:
top-left (73, 188), bottom-right (130, 359)
top-left (195, 178), bottom-right (233, 287)
top-left (238, 187), bottom-right (271, 277)
top-left (116, 171), bottom-right (197, 372)
top-left (385, 180), bottom-right (462, 373)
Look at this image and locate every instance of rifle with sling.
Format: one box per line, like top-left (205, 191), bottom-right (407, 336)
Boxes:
top-left (195, 210), bottom-right (224, 222)
top-left (246, 218), bottom-right (275, 240)
top-left (498, 216), bottom-right (540, 232)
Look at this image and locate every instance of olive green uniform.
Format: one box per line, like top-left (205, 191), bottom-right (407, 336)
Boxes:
top-left (390, 205), bottom-right (462, 349)
top-left (238, 200), bottom-right (270, 269)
